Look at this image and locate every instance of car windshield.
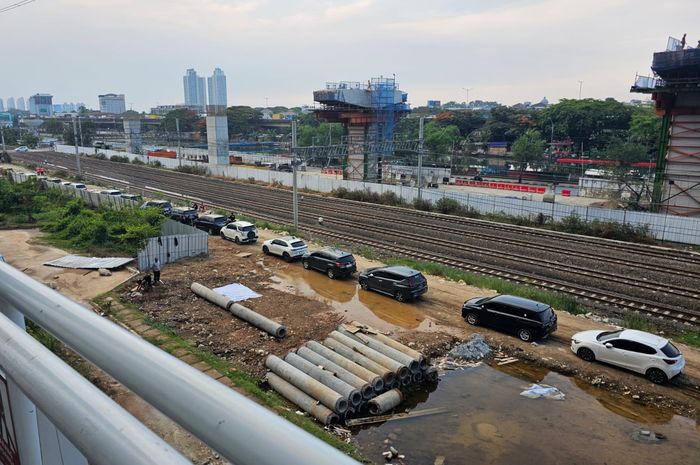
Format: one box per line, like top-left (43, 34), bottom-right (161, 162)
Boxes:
top-left (406, 274), bottom-right (425, 284)
top-left (596, 330), bottom-right (624, 342)
top-left (213, 217), bottom-right (228, 224)
top-left (538, 307), bottom-right (555, 321)
top-left (291, 241), bottom-right (306, 248)
top-left (661, 342), bottom-right (681, 358)
top-left (241, 225), bottom-right (255, 232)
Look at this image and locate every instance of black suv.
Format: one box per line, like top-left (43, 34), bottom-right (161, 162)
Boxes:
top-left (171, 206), bottom-right (199, 224)
top-left (358, 266), bottom-right (428, 302)
top-left (302, 248), bottom-right (356, 279)
top-left (141, 200), bottom-right (172, 215)
top-left (462, 294), bottom-right (557, 342)
top-left (193, 214), bottom-right (230, 235)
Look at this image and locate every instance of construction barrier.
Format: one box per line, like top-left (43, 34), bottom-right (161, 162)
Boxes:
top-left (321, 169), bottom-right (343, 176)
top-left (454, 179), bottom-right (547, 194)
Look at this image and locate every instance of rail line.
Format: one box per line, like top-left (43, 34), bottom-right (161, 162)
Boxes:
top-left (14, 152), bottom-right (700, 326)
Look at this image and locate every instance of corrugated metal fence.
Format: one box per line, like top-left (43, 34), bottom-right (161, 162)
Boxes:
top-left (52, 145), bottom-right (700, 245)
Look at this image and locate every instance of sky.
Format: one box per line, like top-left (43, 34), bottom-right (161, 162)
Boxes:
top-left (1, 0), bottom-right (698, 112)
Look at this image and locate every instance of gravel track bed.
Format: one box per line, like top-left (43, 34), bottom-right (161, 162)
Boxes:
top-left (18, 152), bottom-right (700, 315)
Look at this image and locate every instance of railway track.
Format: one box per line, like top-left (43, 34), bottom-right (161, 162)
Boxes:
top-left (14, 152), bottom-right (700, 325)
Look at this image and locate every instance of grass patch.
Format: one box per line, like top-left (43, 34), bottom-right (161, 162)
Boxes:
top-left (619, 314), bottom-right (658, 333)
top-left (93, 291), bottom-right (364, 461)
top-left (384, 256), bottom-right (586, 315)
top-left (679, 331), bottom-right (700, 349)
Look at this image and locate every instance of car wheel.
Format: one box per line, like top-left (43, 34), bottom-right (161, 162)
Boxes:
top-left (234, 236), bottom-right (240, 244)
top-left (517, 329), bottom-right (532, 342)
top-left (394, 291), bottom-right (406, 302)
top-left (577, 347), bottom-right (595, 362)
top-left (220, 231), bottom-right (226, 240)
top-left (283, 252), bottom-right (291, 262)
top-left (262, 246), bottom-right (269, 255)
top-left (465, 313), bottom-right (478, 326)
top-left (646, 368), bottom-right (668, 384)
top-left (302, 260), bottom-right (310, 269)
top-left (359, 279), bottom-right (369, 291)
top-left (327, 268), bottom-right (335, 279)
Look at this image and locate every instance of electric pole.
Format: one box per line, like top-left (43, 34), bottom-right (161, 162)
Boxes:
top-left (78, 116), bottom-right (84, 147)
top-left (0, 123), bottom-right (6, 154)
top-left (291, 120), bottom-right (299, 232)
top-left (418, 116), bottom-right (424, 201)
top-left (72, 115), bottom-right (81, 178)
top-left (578, 80), bottom-right (583, 99)
top-left (176, 118), bottom-right (182, 167)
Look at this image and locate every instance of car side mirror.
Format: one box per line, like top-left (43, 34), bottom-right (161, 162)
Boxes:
top-left (369, 274), bottom-right (374, 277)
top-left (605, 343), bottom-right (613, 349)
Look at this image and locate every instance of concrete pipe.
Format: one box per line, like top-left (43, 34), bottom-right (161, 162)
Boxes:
top-left (323, 338), bottom-right (396, 387)
top-left (191, 283), bottom-right (287, 338)
top-left (329, 331), bottom-right (410, 380)
top-left (368, 389), bottom-right (403, 415)
top-left (339, 328), bottom-right (420, 373)
top-left (412, 371), bottom-right (424, 384)
top-left (306, 341), bottom-right (384, 392)
top-left (266, 373), bottom-right (339, 425)
top-left (296, 347), bottom-right (374, 399)
top-left (265, 355), bottom-right (348, 413)
top-left (284, 353), bottom-right (362, 407)
top-left (364, 331), bottom-right (428, 369)
top-left (424, 366), bottom-right (438, 382)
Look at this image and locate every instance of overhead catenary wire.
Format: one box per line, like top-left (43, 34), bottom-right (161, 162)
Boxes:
top-left (0, 0), bottom-right (35, 14)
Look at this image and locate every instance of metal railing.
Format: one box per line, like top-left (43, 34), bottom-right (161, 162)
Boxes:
top-left (0, 261), bottom-right (360, 465)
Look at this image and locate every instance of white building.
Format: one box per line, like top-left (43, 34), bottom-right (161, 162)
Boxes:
top-left (28, 94), bottom-right (53, 116)
top-left (207, 68), bottom-right (227, 106)
top-left (6, 97), bottom-right (15, 110)
top-left (0, 98), bottom-right (4, 112)
top-left (16, 97), bottom-right (26, 111)
top-left (183, 68), bottom-right (206, 111)
top-left (98, 93), bottom-right (126, 114)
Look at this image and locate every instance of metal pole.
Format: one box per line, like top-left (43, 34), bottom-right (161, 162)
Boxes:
top-left (418, 116), bottom-right (424, 201)
top-left (0, 311), bottom-right (193, 465)
top-left (176, 117), bottom-right (182, 167)
top-left (72, 115), bottom-right (81, 178)
top-left (0, 123), bottom-right (6, 153)
top-left (78, 116), bottom-right (84, 147)
top-left (292, 120), bottom-right (299, 231)
top-left (578, 80), bottom-right (583, 99)
top-left (0, 258), bottom-right (359, 465)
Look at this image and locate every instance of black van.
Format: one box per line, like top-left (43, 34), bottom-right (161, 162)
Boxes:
top-left (461, 295), bottom-right (557, 342)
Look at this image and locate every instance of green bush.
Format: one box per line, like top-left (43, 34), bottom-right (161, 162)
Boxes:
top-left (435, 197), bottom-right (463, 215)
top-left (131, 158), bottom-right (145, 165)
top-left (149, 160), bottom-right (162, 168)
top-left (174, 165), bottom-right (208, 176)
top-left (110, 155), bottom-right (130, 163)
top-left (95, 153), bottom-right (107, 160)
top-left (413, 198), bottom-right (433, 211)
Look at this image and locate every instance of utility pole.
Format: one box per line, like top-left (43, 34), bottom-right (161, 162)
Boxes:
top-left (462, 87), bottom-right (471, 106)
top-left (291, 120), bottom-right (299, 232)
top-left (78, 116), bottom-right (84, 147)
top-left (578, 80), bottom-right (583, 99)
top-left (176, 118), bottom-right (182, 167)
top-left (0, 123), bottom-right (6, 153)
top-left (418, 116), bottom-right (424, 201)
top-left (72, 115), bottom-right (81, 178)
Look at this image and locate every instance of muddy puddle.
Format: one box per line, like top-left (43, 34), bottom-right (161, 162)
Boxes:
top-left (353, 362), bottom-right (700, 465)
top-left (272, 266), bottom-right (434, 331)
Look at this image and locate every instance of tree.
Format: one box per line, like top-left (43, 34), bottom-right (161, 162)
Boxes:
top-left (226, 106), bottom-right (262, 139)
top-left (63, 120), bottom-right (96, 146)
top-left (41, 119), bottom-right (65, 136)
top-left (511, 129), bottom-right (546, 183)
top-left (19, 133), bottom-right (40, 148)
top-left (424, 121), bottom-right (459, 154)
top-left (629, 107), bottom-right (662, 151)
top-left (162, 109), bottom-right (200, 133)
top-left (598, 139), bottom-right (651, 208)
top-left (482, 106), bottom-right (537, 143)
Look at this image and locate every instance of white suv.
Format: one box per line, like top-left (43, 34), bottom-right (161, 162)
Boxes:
top-left (262, 236), bottom-right (308, 261)
top-left (220, 221), bottom-right (258, 244)
top-left (571, 329), bottom-right (685, 384)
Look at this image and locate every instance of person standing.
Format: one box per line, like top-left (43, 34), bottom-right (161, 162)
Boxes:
top-left (152, 257), bottom-right (161, 284)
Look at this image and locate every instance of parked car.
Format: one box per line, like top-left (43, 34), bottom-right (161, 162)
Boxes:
top-left (15, 146), bottom-right (29, 153)
top-left (462, 295), bottom-right (557, 342)
top-left (45, 178), bottom-right (62, 184)
top-left (571, 329), bottom-right (684, 384)
top-left (220, 221), bottom-right (258, 244)
top-left (141, 200), bottom-right (172, 215)
top-left (70, 183), bottom-right (87, 190)
top-left (193, 214), bottom-right (230, 235)
top-left (121, 194), bottom-right (143, 202)
top-left (60, 181), bottom-right (72, 186)
top-left (358, 266), bottom-right (427, 302)
top-left (302, 248), bottom-right (356, 279)
top-left (100, 189), bottom-right (122, 196)
top-left (262, 236), bottom-right (308, 261)
top-left (171, 206), bottom-right (198, 224)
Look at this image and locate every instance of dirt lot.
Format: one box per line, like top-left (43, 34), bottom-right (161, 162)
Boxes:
top-left (127, 229), bottom-right (700, 418)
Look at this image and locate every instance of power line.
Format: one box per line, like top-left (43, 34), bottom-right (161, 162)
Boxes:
top-left (0, 0), bottom-right (35, 14)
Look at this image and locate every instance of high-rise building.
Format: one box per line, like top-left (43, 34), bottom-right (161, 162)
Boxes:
top-left (98, 93), bottom-right (126, 114)
top-left (28, 94), bottom-right (53, 116)
top-left (0, 99), bottom-right (4, 112)
top-left (207, 68), bottom-right (227, 106)
top-left (16, 97), bottom-right (26, 111)
top-left (7, 97), bottom-right (15, 110)
top-left (183, 68), bottom-right (206, 111)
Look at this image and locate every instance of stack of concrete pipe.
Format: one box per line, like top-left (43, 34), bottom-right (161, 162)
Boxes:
top-left (264, 323), bottom-right (438, 424)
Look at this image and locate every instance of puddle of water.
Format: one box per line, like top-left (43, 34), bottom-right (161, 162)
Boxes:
top-left (354, 363), bottom-right (700, 465)
top-left (273, 265), bottom-right (430, 331)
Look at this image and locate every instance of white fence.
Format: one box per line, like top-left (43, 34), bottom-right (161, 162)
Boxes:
top-left (52, 145), bottom-right (700, 245)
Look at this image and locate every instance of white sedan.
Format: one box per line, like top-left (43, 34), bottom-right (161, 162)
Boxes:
top-left (262, 236), bottom-right (308, 261)
top-left (571, 329), bottom-right (684, 384)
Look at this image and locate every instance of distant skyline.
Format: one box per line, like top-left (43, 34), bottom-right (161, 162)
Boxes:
top-left (1, 0), bottom-right (697, 112)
